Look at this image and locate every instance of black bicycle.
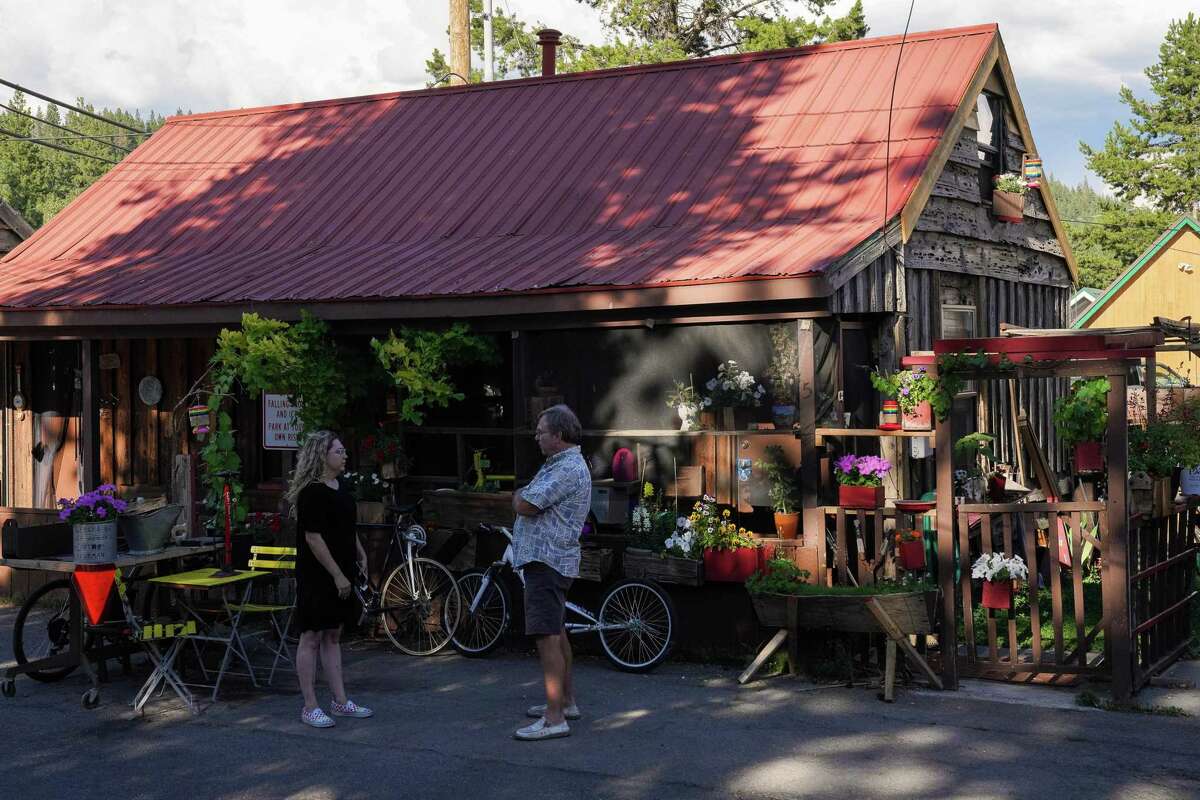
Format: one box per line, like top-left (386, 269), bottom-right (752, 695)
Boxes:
top-left (452, 524), bottom-right (676, 672)
top-left (353, 505), bottom-right (462, 656)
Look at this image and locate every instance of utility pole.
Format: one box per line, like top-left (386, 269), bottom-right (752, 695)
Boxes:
top-left (483, 0), bottom-right (495, 82)
top-left (449, 0), bottom-right (470, 85)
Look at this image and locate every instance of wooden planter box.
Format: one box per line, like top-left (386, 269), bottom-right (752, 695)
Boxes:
top-left (356, 501), bottom-right (388, 525)
top-left (752, 590), bottom-right (933, 633)
top-left (838, 485), bottom-right (885, 509)
top-left (421, 489), bottom-right (514, 530)
top-left (578, 548), bottom-right (614, 582)
top-left (622, 548), bottom-right (704, 586)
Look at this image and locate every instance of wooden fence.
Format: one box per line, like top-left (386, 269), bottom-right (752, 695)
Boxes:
top-left (955, 501), bottom-right (1109, 684)
top-left (1130, 501), bottom-right (1199, 689)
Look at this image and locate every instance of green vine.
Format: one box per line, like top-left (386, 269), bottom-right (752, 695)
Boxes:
top-left (371, 323), bottom-right (498, 425)
top-left (1052, 377), bottom-right (1110, 445)
top-left (931, 351), bottom-right (1014, 421)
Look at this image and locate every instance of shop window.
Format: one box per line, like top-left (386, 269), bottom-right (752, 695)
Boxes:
top-left (975, 93), bottom-right (1005, 200)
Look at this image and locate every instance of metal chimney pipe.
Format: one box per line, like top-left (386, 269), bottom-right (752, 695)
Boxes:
top-left (537, 29), bottom-right (562, 77)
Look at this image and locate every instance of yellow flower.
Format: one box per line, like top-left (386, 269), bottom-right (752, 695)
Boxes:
top-left (722, 509), bottom-right (731, 518)
top-left (643, 482), bottom-right (654, 499)
top-left (739, 527), bottom-right (746, 534)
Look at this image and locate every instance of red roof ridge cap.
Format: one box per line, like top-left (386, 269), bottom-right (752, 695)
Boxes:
top-left (166, 23), bottom-right (999, 125)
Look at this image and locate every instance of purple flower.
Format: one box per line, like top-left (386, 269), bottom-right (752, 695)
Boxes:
top-left (59, 509), bottom-right (71, 521)
top-left (97, 484), bottom-right (116, 493)
top-left (900, 387), bottom-right (911, 396)
top-left (112, 499), bottom-right (128, 512)
top-left (96, 507), bottom-right (107, 518)
top-left (834, 454), bottom-right (858, 475)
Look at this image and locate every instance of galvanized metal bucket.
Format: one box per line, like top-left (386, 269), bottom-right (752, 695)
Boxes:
top-left (120, 504), bottom-right (183, 555)
top-left (73, 520), bottom-right (118, 564)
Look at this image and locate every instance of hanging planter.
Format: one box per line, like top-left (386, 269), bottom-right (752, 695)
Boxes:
top-left (992, 173), bottom-right (1028, 223)
top-left (901, 401), bottom-right (933, 431)
top-left (1073, 441), bottom-right (1104, 473)
top-left (971, 553), bottom-right (1028, 611)
top-left (981, 579), bottom-right (1013, 610)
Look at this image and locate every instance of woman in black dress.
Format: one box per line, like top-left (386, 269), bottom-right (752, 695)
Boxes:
top-left (285, 431), bottom-right (374, 728)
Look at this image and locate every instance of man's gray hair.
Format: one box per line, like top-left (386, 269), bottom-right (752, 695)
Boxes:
top-left (538, 404), bottom-right (582, 445)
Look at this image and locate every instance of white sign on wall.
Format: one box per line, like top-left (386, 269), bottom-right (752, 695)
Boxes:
top-left (263, 394), bottom-right (300, 450)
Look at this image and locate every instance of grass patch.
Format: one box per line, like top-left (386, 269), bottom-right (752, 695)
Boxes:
top-left (771, 582), bottom-right (935, 597)
top-left (960, 576), bottom-right (1104, 655)
top-left (1076, 689), bottom-right (1190, 717)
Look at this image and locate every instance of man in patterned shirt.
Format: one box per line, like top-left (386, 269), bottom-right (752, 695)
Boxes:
top-left (512, 404), bottom-right (592, 741)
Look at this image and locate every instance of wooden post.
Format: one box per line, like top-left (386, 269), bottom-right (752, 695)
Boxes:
top-left (1145, 354), bottom-right (1157, 424)
top-left (449, 0), bottom-right (470, 85)
top-left (934, 364), bottom-right (958, 690)
top-left (797, 320), bottom-right (824, 574)
top-left (80, 340), bottom-right (100, 491)
top-left (1105, 368), bottom-right (1133, 701)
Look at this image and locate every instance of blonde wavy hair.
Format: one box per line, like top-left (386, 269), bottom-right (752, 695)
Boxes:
top-left (285, 430), bottom-right (341, 516)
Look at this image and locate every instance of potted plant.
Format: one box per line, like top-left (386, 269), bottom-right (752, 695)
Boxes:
top-left (953, 432), bottom-right (998, 501)
top-left (992, 172), bottom-right (1027, 223)
top-left (344, 471), bottom-right (389, 524)
top-left (1053, 377), bottom-right (1109, 473)
top-left (627, 482), bottom-right (677, 551)
top-left (766, 324), bottom-right (798, 427)
top-left (970, 552), bottom-right (1028, 610)
top-left (756, 445), bottom-right (801, 540)
top-left (895, 529), bottom-right (925, 571)
top-left (1129, 396), bottom-right (1200, 515)
top-left (690, 495), bottom-right (760, 582)
top-left (704, 360), bottom-right (766, 430)
top-left (746, 557), bottom-right (812, 627)
top-left (665, 379), bottom-right (708, 432)
top-left (871, 368), bottom-right (938, 431)
top-left (361, 427), bottom-right (409, 480)
top-left (59, 484), bottom-right (128, 563)
top-left (833, 454), bottom-right (891, 509)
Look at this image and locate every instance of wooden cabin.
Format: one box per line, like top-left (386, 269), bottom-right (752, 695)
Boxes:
top-left (0, 24), bottom-right (1076, 594)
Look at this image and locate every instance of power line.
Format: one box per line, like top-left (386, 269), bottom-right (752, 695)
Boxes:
top-left (0, 76), bottom-right (147, 134)
top-left (0, 101), bottom-right (135, 153)
top-left (0, 131), bottom-right (138, 143)
top-left (882, 0), bottom-right (916, 231)
top-left (0, 127), bottom-right (119, 164)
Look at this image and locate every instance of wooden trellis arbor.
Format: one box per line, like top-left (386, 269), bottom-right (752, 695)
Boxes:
top-left (931, 331), bottom-right (1159, 700)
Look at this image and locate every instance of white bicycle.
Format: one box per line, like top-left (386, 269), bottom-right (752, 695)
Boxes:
top-left (451, 525), bottom-right (676, 672)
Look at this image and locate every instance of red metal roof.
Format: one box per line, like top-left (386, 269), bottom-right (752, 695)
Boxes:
top-left (0, 24), bottom-right (997, 311)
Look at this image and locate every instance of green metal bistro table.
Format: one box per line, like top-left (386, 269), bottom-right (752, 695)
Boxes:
top-left (141, 567), bottom-right (267, 713)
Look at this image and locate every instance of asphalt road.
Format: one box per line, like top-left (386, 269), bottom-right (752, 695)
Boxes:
top-left (2, 607), bottom-right (1198, 799)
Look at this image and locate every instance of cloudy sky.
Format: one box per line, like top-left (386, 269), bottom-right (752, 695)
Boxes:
top-left (0, 1), bottom-right (1192, 186)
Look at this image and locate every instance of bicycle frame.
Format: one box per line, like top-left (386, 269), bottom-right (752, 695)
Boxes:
top-left (465, 527), bottom-right (627, 635)
top-left (354, 518), bottom-right (426, 618)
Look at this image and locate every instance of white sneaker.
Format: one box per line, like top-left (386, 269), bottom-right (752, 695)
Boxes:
top-left (301, 707), bottom-right (336, 728)
top-left (527, 702), bottom-right (581, 720)
top-left (515, 717), bottom-right (571, 741)
top-left (330, 699), bottom-right (374, 718)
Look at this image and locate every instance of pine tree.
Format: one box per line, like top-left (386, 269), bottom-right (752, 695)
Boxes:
top-left (1080, 14), bottom-right (1200, 215)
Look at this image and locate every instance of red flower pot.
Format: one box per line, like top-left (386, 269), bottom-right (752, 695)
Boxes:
top-left (703, 547), bottom-right (759, 582)
top-left (981, 579), bottom-right (1013, 610)
top-left (901, 400), bottom-right (932, 431)
top-left (988, 475), bottom-right (1008, 501)
top-left (838, 485), bottom-right (884, 509)
top-left (899, 539), bottom-right (925, 570)
top-left (1073, 441), bottom-right (1103, 473)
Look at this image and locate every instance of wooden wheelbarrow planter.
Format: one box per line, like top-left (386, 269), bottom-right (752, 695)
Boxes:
top-left (740, 590), bottom-right (943, 702)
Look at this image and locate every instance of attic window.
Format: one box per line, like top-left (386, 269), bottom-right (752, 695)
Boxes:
top-left (975, 93), bottom-right (1005, 201)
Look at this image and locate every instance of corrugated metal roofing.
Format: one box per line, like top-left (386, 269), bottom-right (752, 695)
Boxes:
top-left (0, 24), bottom-right (997, 310)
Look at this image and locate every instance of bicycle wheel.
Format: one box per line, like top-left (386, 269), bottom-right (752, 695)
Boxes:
top-left (451, 569), bottom-right (511, 656)
top-left (380, 557), bottom-right (462, 656)
top-left (14, 579), bottom-right (86, 683)
top-left (597, 578), bottom-right (675, 673)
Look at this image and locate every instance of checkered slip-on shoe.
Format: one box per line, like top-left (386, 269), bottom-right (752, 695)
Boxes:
top-left (514, 717), bottom-right (571, 741)
top-left (330, 699), bottom-right (374, 718)
top-left (301, 707), bottom-right (336, 728)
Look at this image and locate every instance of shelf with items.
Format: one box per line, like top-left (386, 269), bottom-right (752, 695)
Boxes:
top-left (814, 428), bottom-right (935, 446)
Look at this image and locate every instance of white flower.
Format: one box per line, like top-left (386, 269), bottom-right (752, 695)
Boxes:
top-left (705, 378), bottom-right (718, 390)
